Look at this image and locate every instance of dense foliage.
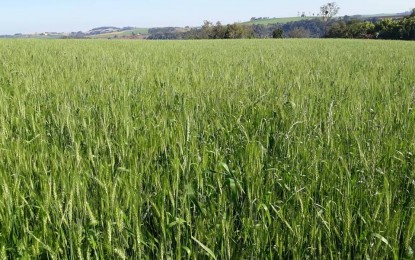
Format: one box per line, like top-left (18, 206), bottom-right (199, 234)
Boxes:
top-left (147, 8), bottom-right (415, 41)
top-left (183, 21), bottom-right (254, 39)
top-left (0, 39), bottom-right (414, 259)
top-left (327, 10), bottom-right (415, 39)
top-left (148, 19), bottom-right (325, 39)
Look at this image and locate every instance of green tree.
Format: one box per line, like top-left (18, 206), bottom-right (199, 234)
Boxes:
top-left (201, 20), bottom-right (213, 39)
top-left (375, 19), bottom-right (401, 39)
top-left (326, 20), bottom-right (347, 38)
top-left (400, 17), bottom-right (415, 40)
top-left (272, 28), bottom-right (283, 38)
top-left (212, 22), bottom-right (226, 39)
top-left (225, 23), bottom-right (253, 39)
top-left (347, 21), bottom-right (375, 38)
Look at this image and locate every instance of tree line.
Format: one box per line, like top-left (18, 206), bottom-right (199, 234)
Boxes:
top-left (148, 19), bottom-right (326, 40)
top-left (147, 3), bottom-right (414, 41)
top-left (326, 9), bottom-right (415, 40)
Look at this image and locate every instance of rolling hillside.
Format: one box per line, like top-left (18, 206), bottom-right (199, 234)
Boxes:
top-left (0, 11), bottom-right (410, 39)
top-left (243, 17), bottom-right (315, 25)
top-left (90, 28), bottom-right (149, 39)
top-left (243, 12), bottom-right (408, 25)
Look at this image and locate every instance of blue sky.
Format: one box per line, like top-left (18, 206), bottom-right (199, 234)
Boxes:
top-left (0, 0), bottom-right (413, 34)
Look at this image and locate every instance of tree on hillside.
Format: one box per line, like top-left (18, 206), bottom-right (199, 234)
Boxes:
top-left (320, 2), bottom-right (340, 35)
top-left (320, 2), bottom-right (340, 21)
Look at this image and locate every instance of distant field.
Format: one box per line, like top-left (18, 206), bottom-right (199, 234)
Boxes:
top-left (0, 39), bottom-right (414, 259)
top-left (243, 13), bottom-right (405, 25)
top-left (91, 28), bottom-right (149, 38)
top-left (243, 16), bottom-right (315, 25)
top-left (360, 13), bottom-right (404, 18)
top-left (0, 34), bottom-right (65, 39)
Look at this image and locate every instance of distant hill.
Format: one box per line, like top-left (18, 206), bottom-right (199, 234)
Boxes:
top-left (359, 12), bottom-right (410, 18)
top-left (90, 28), bottom-right (149, 39)
top-left (0, 27), bottom-right (149, 39)
top-left (242, 12), bottom-right (409, 26)
top-left (243, 17), bottom-right (315, 25)
top-left (0, 10), bottom-right (411, 39)
top-left (0, 32), bottom-right (68, 39)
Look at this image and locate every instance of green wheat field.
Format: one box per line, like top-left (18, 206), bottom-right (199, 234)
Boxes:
top-left (0, 39), bottom-right (414, 259)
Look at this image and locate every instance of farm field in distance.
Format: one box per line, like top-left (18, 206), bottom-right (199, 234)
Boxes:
top-left (243, 16), bottom-right (314, 25)
top-left (90, 28), bottom-right (149, 39)
top-left (0, 39), bottom-right (414, 259)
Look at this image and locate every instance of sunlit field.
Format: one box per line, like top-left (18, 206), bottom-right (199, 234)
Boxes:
top-left (0, 39), bottom-right (414, 259)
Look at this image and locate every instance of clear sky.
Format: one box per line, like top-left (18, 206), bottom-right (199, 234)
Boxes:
top-left (0, 0), bottom-right (413, 34)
